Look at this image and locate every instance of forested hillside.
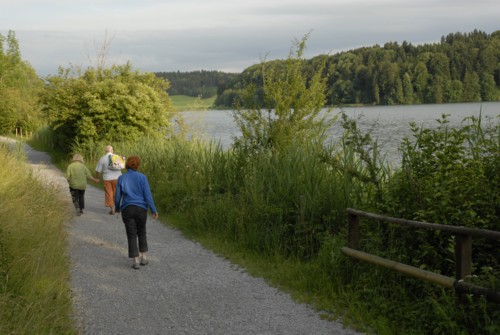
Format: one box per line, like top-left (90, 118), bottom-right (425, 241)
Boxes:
top-left (155, 70), bottom-right (238, 98)
top-left (215, 30), bottom-right (500, 107)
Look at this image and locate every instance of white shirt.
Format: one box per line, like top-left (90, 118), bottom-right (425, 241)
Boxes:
top-left (95, 153), bottom-right (123, 181)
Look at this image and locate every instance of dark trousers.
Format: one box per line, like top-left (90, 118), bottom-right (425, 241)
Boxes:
top-left (122, 205), bottom-right (148, 258)
top-left (69, 187), bottom-right (85, 211)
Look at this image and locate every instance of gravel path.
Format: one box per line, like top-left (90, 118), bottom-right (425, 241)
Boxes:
top-left (11, 139), bottom-right (362, 335)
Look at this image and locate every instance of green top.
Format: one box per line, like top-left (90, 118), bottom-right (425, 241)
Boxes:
top-left (66, 161), bottom-right (93, 190)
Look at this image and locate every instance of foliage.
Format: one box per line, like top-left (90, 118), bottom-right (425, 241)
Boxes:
top-left (0, 31), bottom-right (44, 135)
top-left (40, 63), bottom-right (176, 152)
top-left (335, 112), bottom-right (390, 204)
top-left (155, 70), bottom-right (239, 98)
top-left (381, 114), bottom-right (500, 276)
top-left (232, 34), bottom-right (335, 154)
top-left (216, 29), bottom-right (500, 107)
top-left (0, 143), bottom-right (75, 334)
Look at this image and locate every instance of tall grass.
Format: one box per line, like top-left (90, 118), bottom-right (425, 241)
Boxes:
top-left (0, 143), bottom-right (75, 334)
top-left (85, 137), bottom-right (360, 257)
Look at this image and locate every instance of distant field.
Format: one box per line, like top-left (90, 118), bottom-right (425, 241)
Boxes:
top-left (170, 95), bottom-right (217, 111)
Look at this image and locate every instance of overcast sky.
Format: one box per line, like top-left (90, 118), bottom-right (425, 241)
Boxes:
top-left (1, 0), bottom-right (499, 76)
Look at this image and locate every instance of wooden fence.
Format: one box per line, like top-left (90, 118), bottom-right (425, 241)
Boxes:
top-left (342, 208), bottom-right (500, 303)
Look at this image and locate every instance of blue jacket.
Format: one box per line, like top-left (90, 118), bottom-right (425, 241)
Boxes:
top-left (115, 169), bottom-right (157, 214)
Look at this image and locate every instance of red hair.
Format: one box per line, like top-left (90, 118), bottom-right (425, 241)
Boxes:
top-left (126, 156), bottom-right (141, 170)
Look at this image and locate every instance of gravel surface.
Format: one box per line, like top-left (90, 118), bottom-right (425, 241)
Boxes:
top-left (10, 138), bottom-right (363, 335)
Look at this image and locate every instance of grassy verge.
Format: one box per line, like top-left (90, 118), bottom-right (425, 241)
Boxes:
top-left (170, 95), bottom-right (216, 111)
top-left (0, 142), bottom-right (76, 334)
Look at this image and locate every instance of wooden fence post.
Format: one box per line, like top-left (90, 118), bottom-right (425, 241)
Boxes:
top-left (348, 212), bottom-right (360, 249)
top-left (455, 235), bottom-right (472, 280)
top-left (455, 234), bottom-right (472, 303)
top-left (455, 234), bottom-right (472, 280)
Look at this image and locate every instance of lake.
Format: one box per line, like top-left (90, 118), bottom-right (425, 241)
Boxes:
top-left (181, 102), bottom-right (500, 165)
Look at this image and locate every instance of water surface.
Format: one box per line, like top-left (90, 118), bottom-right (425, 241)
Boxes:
top-left (181, 102), bottom-right (500, 165)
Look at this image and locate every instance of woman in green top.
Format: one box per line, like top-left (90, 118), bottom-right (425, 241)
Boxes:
top-left (66, 154), bottom-right (99, 216)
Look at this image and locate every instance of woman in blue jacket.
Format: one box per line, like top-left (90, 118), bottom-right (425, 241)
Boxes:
top-left (115, 156), bottom-right (159, 269)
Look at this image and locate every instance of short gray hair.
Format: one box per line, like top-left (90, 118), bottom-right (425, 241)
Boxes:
top-left (72, 154), bottom-right (84, 163)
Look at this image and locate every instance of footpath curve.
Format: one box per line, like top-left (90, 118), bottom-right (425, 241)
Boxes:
top-left (18, 140), bottom-right (362, 335)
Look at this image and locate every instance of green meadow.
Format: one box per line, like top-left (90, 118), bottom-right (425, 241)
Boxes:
top-left (170, 95), bottom-right (217, 111)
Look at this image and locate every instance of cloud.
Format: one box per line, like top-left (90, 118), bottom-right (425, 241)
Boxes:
top-left (2, 1), bottom-right (500, 76)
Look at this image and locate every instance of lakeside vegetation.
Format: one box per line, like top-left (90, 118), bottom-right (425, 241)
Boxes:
top-left (1, 30), bottom-right (500, 334)
top-left (0, 142), bottom-right (75, 334)
top-left (170, 94), bottom-right (217, 111)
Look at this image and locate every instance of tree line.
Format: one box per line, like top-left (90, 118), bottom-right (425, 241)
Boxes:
top-left (214, 30), bottom-right (500, 108)
top-left (155, 70), bottom-right (238, 99)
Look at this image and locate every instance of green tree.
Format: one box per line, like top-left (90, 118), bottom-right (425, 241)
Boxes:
top-left (445, 80), bottom-right (463, 102)
top-left (353, 64), bottom-right (372, 104)
top-left (41, 63), bottom-right (175, 151)
top-left (156, 70), bottom-right (239, 98)
top-left (402, 72), bottom-right (414, 104)
top-left (480, 71), bottom-right (497, 100)
top-left (430, 75), bottom-right (445, 103)
top-left (394, 77), bottom-right (404, 104)
top-left (0, 31), bottom-right (44, 135)
top-left (427, 53), bottom-right (450, 79)
top-left (413, 61), bottom-right (430, 103)
top-left (330, 53), bottom-right (361, 101)
top-left (462, 70), bottom-right (481, 102)
top-left (376, 61), bottom-right (400, 104)
top-left (233, 34), bottom-right (334, 154)
top-left (214, 88), bottom-right (244, 108)
top-left (373, 83), bottom-right (380, 105)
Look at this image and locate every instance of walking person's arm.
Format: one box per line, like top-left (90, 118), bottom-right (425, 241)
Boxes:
top-left (114, 177), bottom-right (123, 213)
top-left (142, 175), bottom-right (158, 219)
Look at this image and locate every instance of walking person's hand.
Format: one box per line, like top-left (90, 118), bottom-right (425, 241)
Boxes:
top-left (152, 212), bottom-right (159, 220)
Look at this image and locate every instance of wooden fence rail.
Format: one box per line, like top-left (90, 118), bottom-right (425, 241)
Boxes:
top-left (343, 208), bottom-right (500, 303)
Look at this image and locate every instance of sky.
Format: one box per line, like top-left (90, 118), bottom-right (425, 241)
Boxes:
top-left (1, 0), bottom-right (499, 77)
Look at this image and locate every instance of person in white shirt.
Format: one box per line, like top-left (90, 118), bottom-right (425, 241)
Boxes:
top-left (95, 145), bottom-right (122, 214)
